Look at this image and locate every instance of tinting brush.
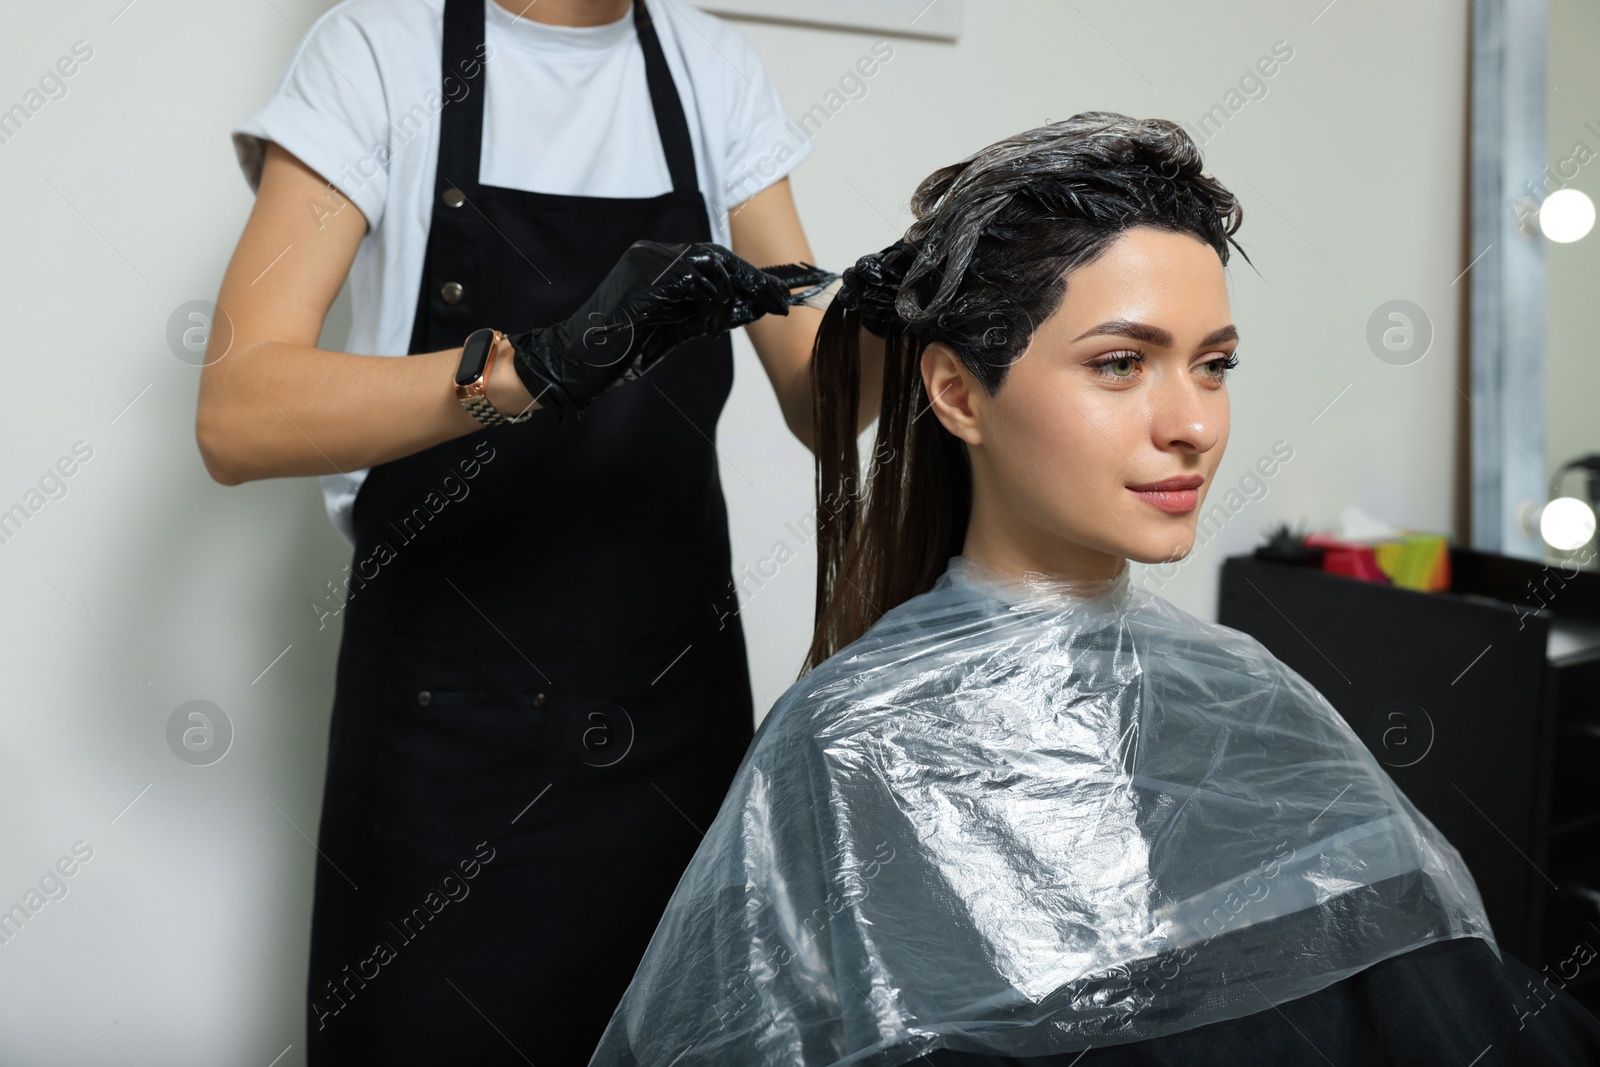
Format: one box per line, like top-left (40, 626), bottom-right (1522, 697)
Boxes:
top-left (761, 261), bottom-right (843, 311)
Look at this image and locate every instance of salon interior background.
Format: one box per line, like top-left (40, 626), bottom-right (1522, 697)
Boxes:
top-left (0, 1), bottom-right (1469, 1062)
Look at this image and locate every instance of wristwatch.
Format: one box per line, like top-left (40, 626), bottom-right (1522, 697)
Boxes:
top-left (455, 327), bottom-right (533, 426)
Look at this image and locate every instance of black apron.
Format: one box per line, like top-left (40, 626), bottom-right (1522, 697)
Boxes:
top-left (306, 1), bottom-right (755, 1061)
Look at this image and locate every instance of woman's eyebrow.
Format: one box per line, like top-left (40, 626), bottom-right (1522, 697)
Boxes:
top-left (1071, 320), bottom-right (1239, 348)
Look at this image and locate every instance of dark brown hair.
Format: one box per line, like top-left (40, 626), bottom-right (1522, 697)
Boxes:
top-left (802, 111), bottom-right (1248, 675)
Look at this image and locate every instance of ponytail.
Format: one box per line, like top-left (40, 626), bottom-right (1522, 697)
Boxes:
top-left (801, 244), bottom-right (971, 676)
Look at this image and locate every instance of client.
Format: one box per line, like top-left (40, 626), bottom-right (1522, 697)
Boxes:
top-left (586, 112), bottom-right (1600, 1065)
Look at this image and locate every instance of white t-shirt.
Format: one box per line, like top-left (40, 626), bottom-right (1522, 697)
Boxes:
top-left (231, 0), bottom-right (811, 546)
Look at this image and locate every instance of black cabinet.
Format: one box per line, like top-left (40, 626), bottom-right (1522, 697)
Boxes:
top-left (1218, 548), bottom-right (1600, 1011)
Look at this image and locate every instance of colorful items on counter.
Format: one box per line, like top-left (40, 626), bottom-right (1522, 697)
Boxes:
top-left (1302, 531), bottom-right (1452, 592)
top-left (1253, 508), bottom-right (1451, 592)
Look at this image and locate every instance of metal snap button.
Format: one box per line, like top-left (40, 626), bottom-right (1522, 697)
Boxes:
top-left (533, 692), bottom-right (548, 709)
top-left (417, 689), bottom-right (431, 706)
top-left (440, 281), bottom-right (464, 305)
top-left (442, 187), bottom-right (465, 208)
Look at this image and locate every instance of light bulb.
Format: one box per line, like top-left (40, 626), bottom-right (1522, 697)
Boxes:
top-left (1539, 188), bottom-right (1596, 243)
top-left (1540, 496), bottom-right (1597, 551)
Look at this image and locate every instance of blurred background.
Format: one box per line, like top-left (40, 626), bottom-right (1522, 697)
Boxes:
top-left (1, 0), bottom-right (1596, 1062)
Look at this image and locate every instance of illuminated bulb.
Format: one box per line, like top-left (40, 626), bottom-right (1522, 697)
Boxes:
top-left (1541, 496), bottom-right (1597, 551)
top-left (1539, 188), bottom-right (1596, 243)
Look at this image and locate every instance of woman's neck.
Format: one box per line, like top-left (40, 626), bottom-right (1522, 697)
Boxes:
top-left (490, 0), bottom-right (632, 27)
top-left (960, 511), bottom-right (1129, 585)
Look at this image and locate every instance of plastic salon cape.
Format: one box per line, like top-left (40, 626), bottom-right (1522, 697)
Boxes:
top-left (587, 555), bottom-right (1497, 1066)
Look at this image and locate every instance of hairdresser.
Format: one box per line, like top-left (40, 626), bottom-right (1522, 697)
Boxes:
top-left (198, 0), bottom-right (881, 1062)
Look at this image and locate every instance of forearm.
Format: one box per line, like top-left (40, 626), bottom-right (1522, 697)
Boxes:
top-left (780, 324), bottom-right (886, 454)
top-left (727, 177), bottom-right (891, 451)
top-left (195, 339), bottom-right (508, 485)
top-left (201, 139), bottom-right (547, 486)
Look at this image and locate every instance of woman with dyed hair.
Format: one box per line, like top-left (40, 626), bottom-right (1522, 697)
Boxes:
top-left (586, 112), bottom-right (1600, 1066)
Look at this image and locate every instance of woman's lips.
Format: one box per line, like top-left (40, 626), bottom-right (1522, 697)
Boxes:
top-left (1128, 486), bottom-right (1199, 514)
top-left (1127, 475), bottom-right (1203, 514)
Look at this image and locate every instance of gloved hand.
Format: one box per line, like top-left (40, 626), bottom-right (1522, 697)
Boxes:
top-left (507, 240), bottom-right (791, 422)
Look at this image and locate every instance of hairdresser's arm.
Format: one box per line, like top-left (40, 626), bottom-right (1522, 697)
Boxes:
top-left (730, 177), bottom-right (885, 453)
top-left (195, 141), bottom-right (533, 486)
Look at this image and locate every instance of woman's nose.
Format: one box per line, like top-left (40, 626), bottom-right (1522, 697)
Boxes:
top-left (1150, 377), bottom-right (1222, 454)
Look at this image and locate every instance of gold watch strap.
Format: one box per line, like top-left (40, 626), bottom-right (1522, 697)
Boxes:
top-left (460, 330), bottom-right (533, 426)
top-left (461, 392), bottom-right (531, 426)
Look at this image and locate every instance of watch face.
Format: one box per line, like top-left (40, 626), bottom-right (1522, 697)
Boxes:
top-left (456, 329), bottom-right (493, 386)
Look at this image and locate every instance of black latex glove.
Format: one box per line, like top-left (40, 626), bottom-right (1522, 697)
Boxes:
top-left (507, 240), bottom-right (791, 422)
top-left (835, 239), bottom-right (916, 339)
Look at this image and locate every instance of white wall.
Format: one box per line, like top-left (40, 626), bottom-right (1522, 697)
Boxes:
top-left (0, 1), bottom-right (1467, 1062)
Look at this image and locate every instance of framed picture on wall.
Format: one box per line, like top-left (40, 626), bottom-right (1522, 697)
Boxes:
top-left (688, 0), bottom-right (962, 41)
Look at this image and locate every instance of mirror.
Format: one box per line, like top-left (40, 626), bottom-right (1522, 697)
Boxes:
top-left (1545, 0), bottom-right (1600, 567)
top-left (1471, 0), bottom-right (1600, 570)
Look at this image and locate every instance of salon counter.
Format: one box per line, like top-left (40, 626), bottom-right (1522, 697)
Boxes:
top-left (1218, 547), bottom-right (1600, 1014)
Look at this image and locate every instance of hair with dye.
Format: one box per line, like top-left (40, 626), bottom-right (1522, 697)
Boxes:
top-left (803, 110), bottom-right (1249, 674)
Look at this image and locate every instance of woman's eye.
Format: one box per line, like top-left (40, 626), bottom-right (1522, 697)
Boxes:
top-left (1093, 352), bottom-right (1144, 379)
top-left (1202, 353), bottom-right (1241, 380)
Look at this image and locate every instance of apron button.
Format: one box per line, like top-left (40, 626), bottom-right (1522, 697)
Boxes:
top-left (442, 187), bottom-right (465, 208)
top-left (533, 692), bottom-right (548, 709)
top-left (417, 689), bottom-right (431, 706)
top-left (440, 281), bottom-right (464, 305)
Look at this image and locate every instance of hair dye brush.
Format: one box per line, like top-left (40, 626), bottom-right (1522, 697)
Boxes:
top-left (760, 261), bottom-right (842, 311)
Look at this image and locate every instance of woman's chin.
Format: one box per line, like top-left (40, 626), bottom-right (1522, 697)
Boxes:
top-left (1121, 531), bottom-right (1197, 566)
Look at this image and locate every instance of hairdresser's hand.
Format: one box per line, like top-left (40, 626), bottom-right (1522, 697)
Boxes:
top-left (506, 240), bottom-right (790, 422)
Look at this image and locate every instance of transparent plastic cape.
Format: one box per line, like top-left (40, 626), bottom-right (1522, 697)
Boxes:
top-left (588, 555), bottom-right (1497, 1066)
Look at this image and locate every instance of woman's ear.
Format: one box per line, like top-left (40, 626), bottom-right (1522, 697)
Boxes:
top-left (921, 342), bottom-right (983, 447)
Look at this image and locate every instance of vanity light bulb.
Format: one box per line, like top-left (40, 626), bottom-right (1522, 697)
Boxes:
top-left (1538, 188), bottom-right (1596, 243)
top-left (1540, 496), bottom-right (1597, 551)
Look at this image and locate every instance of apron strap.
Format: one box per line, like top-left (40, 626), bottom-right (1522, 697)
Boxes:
top-left (436, 0), bottom-right (701, 197)
top-left (632, 0), bottom-right (700, 196)
top-left (438, 0), bottom-right (486, 195)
